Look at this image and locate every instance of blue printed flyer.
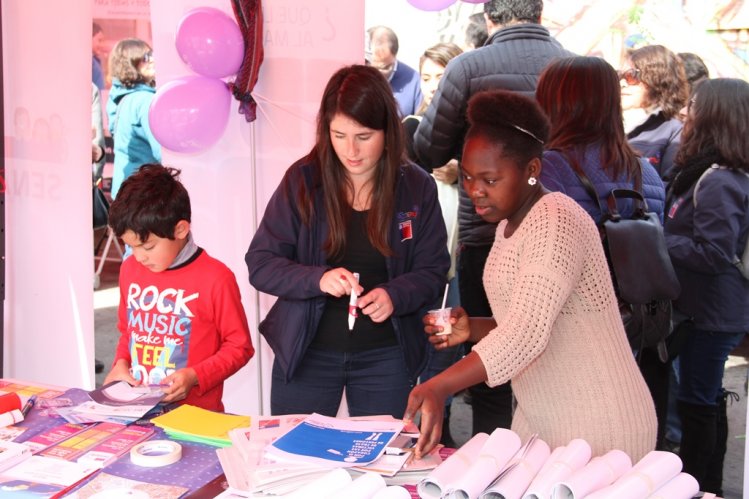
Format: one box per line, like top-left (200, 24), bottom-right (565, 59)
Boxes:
top-left (266, 413), bottom-right (404, 468)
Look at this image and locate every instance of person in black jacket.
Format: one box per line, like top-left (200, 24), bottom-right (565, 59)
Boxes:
top-left (413, 0), bottom-right (574, 438)
top-left (246, 65), bottom-right (449, 419)
top-left (664, 78), bottom-right (749, 496)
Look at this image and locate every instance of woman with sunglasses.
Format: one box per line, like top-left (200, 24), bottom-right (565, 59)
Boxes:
top-left (620, 45), bottom-right (689, 183)
top-left (664, 78), bottom-right (749, 496)
top-left (107, 38), bottom-right (160, 199)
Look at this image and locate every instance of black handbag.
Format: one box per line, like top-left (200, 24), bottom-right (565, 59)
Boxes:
top-left (572, 164), bottom-right (681, 361)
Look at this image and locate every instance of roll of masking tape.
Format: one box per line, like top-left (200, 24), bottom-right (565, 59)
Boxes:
top-left (130, 440), bottom-right (182, 467)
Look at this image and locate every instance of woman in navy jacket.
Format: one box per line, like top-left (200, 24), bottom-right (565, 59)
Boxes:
top-left (664, 78), bottom-right (749, 495)
top-left (246, 65), bottom-right (450, 418)
top-left (536, 56), bottom-right (670, 450)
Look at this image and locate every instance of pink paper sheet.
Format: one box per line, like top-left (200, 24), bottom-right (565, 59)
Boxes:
top-left (552, 449), bottom-right (632, 498)
top-left (479, 438), bottom-right (551, 499)
top-left (445, 428), bottom-right (522, 499)
top-left (417, 432), bottom-right (490, 498)
top-left (585, 450), bottom-right (682, 499)
top-left (523, 439), bottom-right (592, 499)
top-left (647, 472), bottom-right (700, 499)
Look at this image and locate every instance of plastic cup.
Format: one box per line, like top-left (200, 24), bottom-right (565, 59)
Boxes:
top-left (428, 307), bottom-right (452, 336)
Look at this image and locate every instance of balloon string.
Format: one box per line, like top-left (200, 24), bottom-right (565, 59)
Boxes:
top-left (230, 0), bottom-right (264, 122)
top-left (252, 92), bottom-right (316, 123)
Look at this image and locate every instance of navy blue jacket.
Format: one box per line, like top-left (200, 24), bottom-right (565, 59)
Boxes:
top-left (627, 111), bottom-right (682, 181)
top-left (413, 23), bottom-right (574, 246)
top-left (391, 60), bottom-right (423, 118)
top-left (665, 167), bottom-right (749, 332)
top-left (246, 158), bottom-right (450, 382)
top-left (541, 147), bottom-right (666, 222)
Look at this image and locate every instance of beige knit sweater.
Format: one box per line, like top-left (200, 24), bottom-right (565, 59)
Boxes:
top-left (473, 192), bottom-right (657, 461)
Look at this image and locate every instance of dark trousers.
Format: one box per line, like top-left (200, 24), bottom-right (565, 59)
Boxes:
top-left (271, 345), bottom-right (413, 418)
top-left (677, 328), bottom-right (744, 494)
top-left (638, 347), bottom-right (671, 450)
top-left (457, 244), bottom-right (513, 434)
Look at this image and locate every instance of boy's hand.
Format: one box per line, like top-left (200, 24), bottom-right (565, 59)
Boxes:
top-left (160, 368), bottom-right (198, 403)
top-left (103, 359), bottom-right (139, 386)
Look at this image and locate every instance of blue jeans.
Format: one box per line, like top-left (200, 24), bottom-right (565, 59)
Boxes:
top-left (271, 345), bottom-right (414, 418)
top-left (678, 328), bottom-right (745, 406)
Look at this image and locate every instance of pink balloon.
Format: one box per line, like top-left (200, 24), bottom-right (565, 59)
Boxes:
top-left (406, 0), bottom-right (457, 10)
top-left (175, 7), bottom-right (244, 78)
top-left (149, 76), bottom-right (231, 154)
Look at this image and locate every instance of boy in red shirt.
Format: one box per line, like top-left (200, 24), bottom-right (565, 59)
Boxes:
top-left (103, 164), bottom-right (254, 412)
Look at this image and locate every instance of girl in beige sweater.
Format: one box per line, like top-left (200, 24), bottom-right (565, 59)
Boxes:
top-left (405, 89), bottom-right (656, 462)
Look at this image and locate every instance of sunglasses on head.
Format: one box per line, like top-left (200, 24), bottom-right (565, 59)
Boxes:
top-left (617, 68), bottom-right (641, 86)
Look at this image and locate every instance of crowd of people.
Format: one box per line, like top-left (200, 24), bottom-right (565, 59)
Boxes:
top-left (96, 1), bottom-right (748, 496)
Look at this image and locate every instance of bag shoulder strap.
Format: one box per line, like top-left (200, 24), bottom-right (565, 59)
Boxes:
top-left (566, 155), bottom-right (646, 221)
top-left (693, 164), bottom-right (749, 279)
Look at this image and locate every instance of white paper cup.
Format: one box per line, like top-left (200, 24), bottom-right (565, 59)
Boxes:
top-left (428, 307), bottom-right (452, 336)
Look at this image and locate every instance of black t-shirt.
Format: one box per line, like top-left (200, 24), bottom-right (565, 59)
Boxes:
top-left (311, 210), bottom-right (397, 352)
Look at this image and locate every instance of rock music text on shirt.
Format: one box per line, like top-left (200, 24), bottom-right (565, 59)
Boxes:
top-left (126, 283), bottom-right (197, 385)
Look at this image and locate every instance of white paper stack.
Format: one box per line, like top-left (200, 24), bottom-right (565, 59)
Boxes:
top-left (330, 471), bottom-right (386, 498)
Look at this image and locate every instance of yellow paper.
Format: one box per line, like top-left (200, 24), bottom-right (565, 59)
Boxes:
top-left (151, 405), bottom-right (250, 442)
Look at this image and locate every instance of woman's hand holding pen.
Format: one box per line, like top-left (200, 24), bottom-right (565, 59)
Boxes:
top-left (320, 268), bottom-right (362, 297)
top-left (359, 288), bottom-right (393, 322)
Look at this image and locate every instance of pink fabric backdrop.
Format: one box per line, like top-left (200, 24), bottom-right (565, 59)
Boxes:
top-left (2, 2), bottom-right (95, 387)
top-left (150, 0), bottom-right (364, 415)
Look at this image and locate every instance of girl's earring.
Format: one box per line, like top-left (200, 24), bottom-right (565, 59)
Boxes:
top-left (528, 177), bottom-right (537, 186)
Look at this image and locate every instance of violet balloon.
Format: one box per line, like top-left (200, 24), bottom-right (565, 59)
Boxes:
top-left (406, 0), bottom-right (456, 11)
top-left (149, 76), bottom-right (231, 154)
top-left (175, 7), bottom-right (244, 78)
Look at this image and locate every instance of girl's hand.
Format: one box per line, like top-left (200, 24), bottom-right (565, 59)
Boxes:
top-left (319, 268), bottom-right (363, 297)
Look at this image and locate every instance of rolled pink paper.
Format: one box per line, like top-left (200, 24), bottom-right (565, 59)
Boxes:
top-left (647, 472), bottom-right (700, 499)
top-left (445, 428), bottom-right (522, 499)
top-left (418, 432), bottom-right (490, 498)
top-left (552, 449), bottom-right (632, 498)
top-left (330, 471), bottom-right (385, 499)
top-left (523, 439), bottom-right (592, 499)
top-left (479, 438), bottom-right (551, 499)
top-left (371, 485), bottom-right (412, 499)
top-left (585, 450), bottom-right (682, 499)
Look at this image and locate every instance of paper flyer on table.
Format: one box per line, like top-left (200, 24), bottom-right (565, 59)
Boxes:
top-left (266, 413), bottom-right (403, 468)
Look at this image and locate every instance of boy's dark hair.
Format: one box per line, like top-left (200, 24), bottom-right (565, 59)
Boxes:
top-left (108, 164), bottom-right (191, 242)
